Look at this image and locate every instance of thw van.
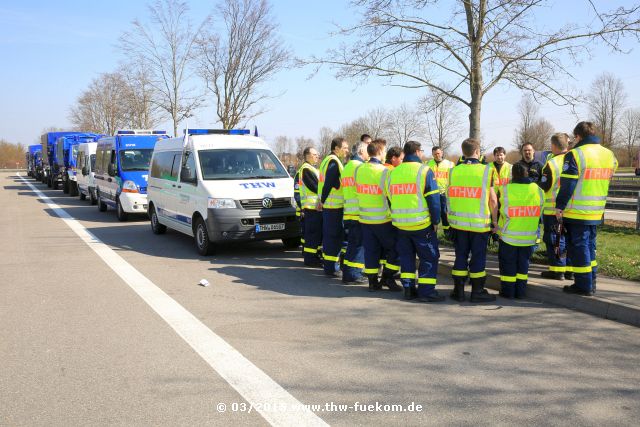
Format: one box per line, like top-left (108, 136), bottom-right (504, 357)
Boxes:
top-left (57, 133), bottom-right (101, 196)
top-left (95, 130), bottom-right (168, 221)
top-left (147, 129), bottom-right (300, 255)
top-left (76, 142), bottom-right (98, 204)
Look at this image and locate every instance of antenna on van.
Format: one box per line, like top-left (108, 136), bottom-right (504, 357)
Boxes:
top-left (183, 123), bottom-right (189, 148)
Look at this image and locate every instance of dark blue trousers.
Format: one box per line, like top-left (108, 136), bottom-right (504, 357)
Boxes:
top-left (440, 194), bottom-right (450, 230)
top-left (343, 220), bottom-right (364, 281)
top-left (498, 241), bottom-right (534, 298)
top-left (452, 229), bottom-right (489, 283)
top-left (542, 215), bottom-right (572, 273)
top-left (564, 222), bottom-right (597, 292)
top-left (302, 209), bottom-right (322, 265)
top-left (361, 222), bottom-right (399, 276)
top-left (322, 208), bottom-right (344, 274)
top-left (396, 227), bottom-right (439, 297)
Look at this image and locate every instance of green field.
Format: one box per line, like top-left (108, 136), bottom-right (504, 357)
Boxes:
top-left (438, 224), bottom-right (640, 282)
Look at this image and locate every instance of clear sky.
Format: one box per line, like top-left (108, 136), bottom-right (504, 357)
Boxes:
top-left (1, 0), bottom-right (639, 154)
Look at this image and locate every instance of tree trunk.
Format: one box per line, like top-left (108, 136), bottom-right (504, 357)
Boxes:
top-left (468, 95), bottom-right (482, 140)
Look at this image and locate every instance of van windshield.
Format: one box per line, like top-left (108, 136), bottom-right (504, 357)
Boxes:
top-left (119, 149), bottom-right (153, 171)
top-left (198, 149), bottom-right (288, 180)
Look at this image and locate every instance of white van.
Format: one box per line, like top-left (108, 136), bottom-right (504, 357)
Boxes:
top-left (147, 129), bottom-right (300, 255)
top-left (76, 142), bottom-right (98, 204)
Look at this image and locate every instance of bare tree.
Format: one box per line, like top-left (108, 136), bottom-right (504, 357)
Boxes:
top-left (69, 72), bottom-right (130, 135)
top-left (339, 117), bottom-right (370, 147)
top-left (273, 135), bottom-right (292, 159)
top-left (0, 140), bottom-right (27, 168)
top-left (514, 95), bottom-right (553, 151)
top-left (119, 0), bottom-right (206, 136)
top-left (619, 108), bottom-right (640, 166)
top-left (294, 136), bottom-right (315, 161)
top-left (422, 87), bottom-right (461, 153)
top-left (387, 103), bottom-right (425, 146)
top-left (317, 126), bottom-right (334, 157)
top-left (120, 63), bottom-right (163, 130)
top-left (587, 72), bottom-right (627, 148)
top-left (361, 107), bottom-right (391, 139)
top-left (308, 1), bottom-right (640, 139)
top-left (196, 0), bottom-right (290, 129)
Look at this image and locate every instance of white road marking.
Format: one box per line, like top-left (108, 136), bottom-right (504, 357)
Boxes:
top-left (18, 174), bottom-right (327, 427)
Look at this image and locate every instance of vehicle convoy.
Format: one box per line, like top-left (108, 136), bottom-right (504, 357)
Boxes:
top-left (56, 133), bottom-right (102, 196)
top-left (147, 129), bottom-right (300, 255)
top-left (76, 142), bottom-right (99, 204)
top-left (95, 130), bottom-right (169, 221)
top-left (40, 131), bottom-right (84, 188)
top-left (26, 144), bottom-right (42, 178)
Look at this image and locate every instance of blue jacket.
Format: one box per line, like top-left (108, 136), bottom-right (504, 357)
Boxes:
top-left (556, 135), bottom-right (602, 225)
top-left (403, 154), bottom-right (441, 225)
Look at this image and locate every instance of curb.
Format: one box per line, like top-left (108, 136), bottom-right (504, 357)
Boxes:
top-left (437, 261), bottom-right (640, 328)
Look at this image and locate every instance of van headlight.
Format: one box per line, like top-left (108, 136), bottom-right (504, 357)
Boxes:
top-left (290, 197), bottom-right (296, 207)
top-left (208, 198), bottom-right (236, 209)
top-left (121, 180), bottom-right (139, 193)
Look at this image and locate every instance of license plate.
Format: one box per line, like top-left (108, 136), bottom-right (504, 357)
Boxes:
top-left (255, 223), bottom-right (285, 232)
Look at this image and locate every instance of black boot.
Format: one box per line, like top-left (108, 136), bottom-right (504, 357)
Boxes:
top-left (368, 275), bottom-right (382, 292)
top-left (450, 279), bottom-right (466, 302)
top-left (404, 285), bottom-right (417, 300)
top-left (382, 270), bottom-right (402, 292)
top-left (469, 277), bottom-right (496, 302)
top-left (540, 270), bottom-right (563, 280)
top-left (564, 272), bottom-right (574, 280)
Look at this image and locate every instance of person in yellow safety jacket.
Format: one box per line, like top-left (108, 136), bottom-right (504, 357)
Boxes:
top-left (491, 163), bottom-right (544, 299)
top-left (383, 146), bottom-right (404, 170)
top-left (318, 137), bottom-right (350, 277)
top-left (488, 146), bottom-right (512, 197)
top-left (448, 138), bottom-right (499, 302)
top-left (387, 140), bottom-right (445, 302)
top-left (341, 142), bottom-right (369, 284)
top-left (457, 153), bottom-right (487, 165)
top-left (354, 140), bottom-right (402, 292)
top-left (297, 147), bottom-right (323, 267)
top-left (538, 133), bottom-right (573, 281)
top-left (556, 121), bottom-right (618, 296)
top-left (426, 146), bottom-right (455, 236)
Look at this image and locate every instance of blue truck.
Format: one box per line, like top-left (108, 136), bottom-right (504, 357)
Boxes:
top-left (26, 144), bottom-right (42, 179)
top-left (55, 133), bottom-right (102, 196)
top-left (40, 131), bottom-right (85, 187)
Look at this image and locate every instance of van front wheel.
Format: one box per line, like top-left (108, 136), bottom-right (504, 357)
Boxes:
top-left (194, 218), bottom-right (214, 256)
top-left (98, 193), bottom-right (107, 212)
top-left (150, 205), bottom-right (167, 235)
top-left (116, 198), bottom-right (129, 222)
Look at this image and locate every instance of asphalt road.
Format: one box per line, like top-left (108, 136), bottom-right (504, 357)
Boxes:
top-left (2, 171), bottom-right (640, 426)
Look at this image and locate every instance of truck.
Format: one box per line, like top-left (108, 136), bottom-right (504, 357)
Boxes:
top-left (26, 144), bottom-right (42, 178)
top-left (40, 132), bottom-right (85, 187)
top-left (55, 133), bottom-right (102, 196)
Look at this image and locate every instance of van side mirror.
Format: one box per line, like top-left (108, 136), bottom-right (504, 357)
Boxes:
top-left (108, 163), bottom-right (116, 177)
top-left (180, 166), bottom-right (196, 183)
top-left (82, 167), bottom-right (88, 176)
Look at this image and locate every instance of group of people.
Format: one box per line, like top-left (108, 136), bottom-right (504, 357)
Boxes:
top-left (293, 121), bottom-right (617, 302)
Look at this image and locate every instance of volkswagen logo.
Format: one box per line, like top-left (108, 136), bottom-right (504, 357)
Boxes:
top-left (262, 197), bottom-right (273, 208)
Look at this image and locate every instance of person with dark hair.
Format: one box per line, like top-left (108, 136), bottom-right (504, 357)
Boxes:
top-left (340, 141), bottom-right (369, 284)
top-left (556, 121), bottom-right (618, 296)
top-left (355, 140), bottom-right (401, 292)
top-left (384, 146), bottom-right (403, 169)
top-left (387, 141), bottom-right (444, 302)
top-left (427, 146), bottom-right (455, 235)
top-left (318, 137), bottom-right (350, 277)
top-left (489, 146), bottom-right (512, 196)
top-left (448, 138), bottom-right (498, 302)
top-left (296, 147), bottom-right (322, 266)
top-left (360, 134), bottom-right (372, 144)
top-left (492, 163), bottom-right (544, 299)
top-left (539, 133), bottom-right (573, 280)
top-left (516, 143), bottom-right (543, 184)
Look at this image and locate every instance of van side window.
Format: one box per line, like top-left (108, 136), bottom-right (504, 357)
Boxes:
top-left (150, 151), bottom-right (178, 181)
top-left (170, 154), bottom-right (181, 180)
top-left (181, 151), bottom-right (197, 184)
top-left (95, 149), bottom-right (104, 174)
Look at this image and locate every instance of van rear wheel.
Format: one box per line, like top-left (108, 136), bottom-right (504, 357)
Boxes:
top-left (90, 189), bottom-right (97, 205)
top-left (150, 205), bottom-right (167, 235)
top-left (194, 218), bottom-right (214, 256)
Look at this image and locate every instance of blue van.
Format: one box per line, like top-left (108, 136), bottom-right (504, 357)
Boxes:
top-left (55, 134), bottom-right (102, 196)
top-left (27, 144), bottom-right (42, 178)
top-left (94, 130), bottom-right (168, 221)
